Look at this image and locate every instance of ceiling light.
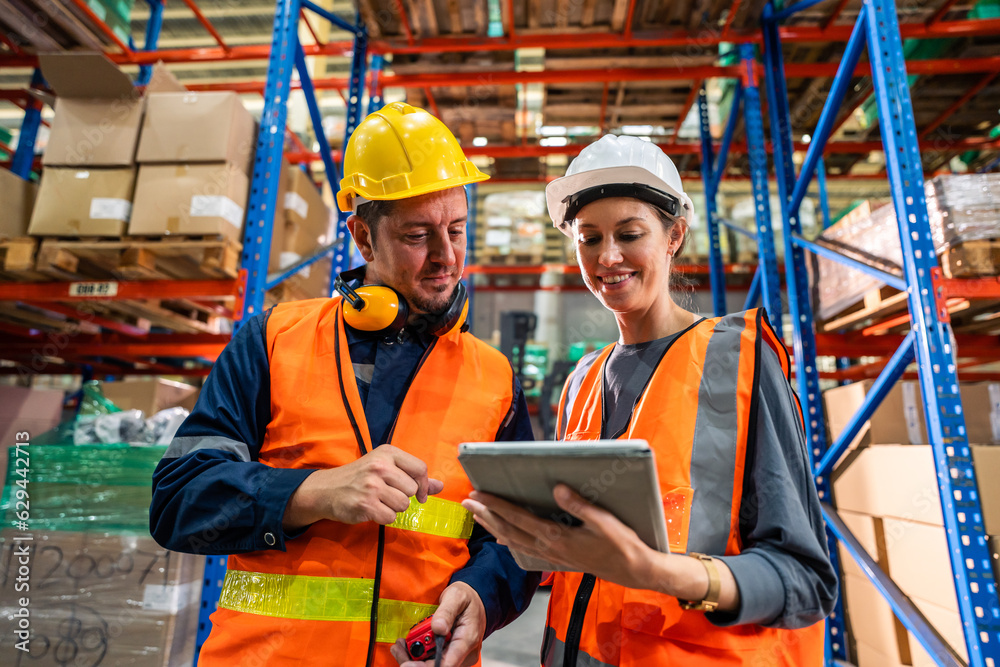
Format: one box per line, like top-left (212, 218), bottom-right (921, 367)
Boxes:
top-left (473, 137), bottom-right (488, 147)
top-left (540, 137), bottom-right (568, 147)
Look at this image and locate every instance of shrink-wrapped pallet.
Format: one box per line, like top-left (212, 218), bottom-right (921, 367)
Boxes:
top-left (814, 174), bottom-right (1000, 321)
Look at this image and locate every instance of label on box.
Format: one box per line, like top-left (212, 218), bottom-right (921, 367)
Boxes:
top-left (69, 281), bottom-right (119, 297)
top-left (485, 229), bottom-right (511, 247)
top-left (902, 383), bottom-right (923, 444)
top-left (90, 198), bottom-right (132, 221)
top-left (989, 383), bottom-right (1000, 443)
top-left (143, 581), bottom-right (197, 613)
top-left (285, 192), bottom-right (309, 219)
top-left (280, 251), bottom-right (309, 279)
top-left (190, 196), bottom-right (245, 229)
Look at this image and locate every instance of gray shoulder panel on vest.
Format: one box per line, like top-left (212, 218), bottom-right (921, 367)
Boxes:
top-left (165, 435), bottom-right (253, 461)
top-left (558, 347), bottom-right (606, 440)
top-left (688, 313), bottom-right (748, 555)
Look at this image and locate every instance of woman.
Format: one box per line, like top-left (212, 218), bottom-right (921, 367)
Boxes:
top-left (462, 135), bottom-right (837, 666)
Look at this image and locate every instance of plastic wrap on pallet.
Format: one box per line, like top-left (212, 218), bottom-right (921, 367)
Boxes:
top-left (814, 174), bottom-right (1000, 321)
top-left (815, 203), bottom-right (899, 321)
top-left (0, 529), bottom-right (202, 666)
top-left (1, 444), bottom-right (166, 532)
top-left (926, 173), bottom-right (1000, 249)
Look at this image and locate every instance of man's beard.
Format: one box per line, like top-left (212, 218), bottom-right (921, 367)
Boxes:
top-left (408, 283), bottom-right (457, 316)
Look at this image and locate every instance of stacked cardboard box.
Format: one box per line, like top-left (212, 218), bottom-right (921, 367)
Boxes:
top-left (827, 381), bottom-right (1000, 665)
top-left (0, 168), bottom-right (38, 238)
top-left (131, 90), bottom-right (256, 240)
top-left (0, 530), bottom-right (202, 665)
top-left (266, 160), bottom-right (336, 302)
top-left (101, 377), bottom-right (200, 416)
top-left (28, 53), bottom-right (147, 236)
top-left (0, 443), bottom-right (204, 664)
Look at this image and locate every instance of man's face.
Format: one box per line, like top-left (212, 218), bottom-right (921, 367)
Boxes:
top-left (351, 187), bottom-right (468, 316)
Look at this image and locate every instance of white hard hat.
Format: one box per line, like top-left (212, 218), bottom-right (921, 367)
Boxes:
top-left (545, 134), bottom-right (695, 237)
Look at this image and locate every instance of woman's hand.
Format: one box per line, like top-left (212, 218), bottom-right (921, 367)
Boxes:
top-left (461, 484), bottom-right (661, 591)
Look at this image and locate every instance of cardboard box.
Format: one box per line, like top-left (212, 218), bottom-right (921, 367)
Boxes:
top-left (824, 380), bottom-right (927, 449)
top-left (28, 167), bottom-right (136, 236)
top-left (0, 168), bottom-right (38, 238)
top-left (881, 517), bottom-right (958, 613)
top-left (0, 530), bottom-right (203, 666)
top-left (959, 383), bottom-right (1000, 444)
top-left (844, 572), bottom-right (912, 665)
top-left (101, 378), bottom-right (199, 418)
top-left (137, 91), bottom-right (256, 174)
top-left (0, 386), bottom-right (65, 491)
top-left (909, 597), bottom-right (968, 666)
top-left (973, 445), bottom-right (1000, 534)
top-left (834, 444), bottom-right (1000, 531)
top-left (854, 639), bottom-right (907, 667)
top-left (833, 445), bottom-right (943, 525)
top-left (838, 509), bottom-right (880, 580)
top-left (41, 53), bottom-right (144, 167)
top-left (129, 163), bottom-right (248, 239)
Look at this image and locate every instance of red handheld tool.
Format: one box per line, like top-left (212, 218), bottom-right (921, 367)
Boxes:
top-left (405, 617), bottom-right (450, 665)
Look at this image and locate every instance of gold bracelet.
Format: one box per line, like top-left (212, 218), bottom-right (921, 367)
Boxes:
top-left (678, 552), bottom-right (721, 612)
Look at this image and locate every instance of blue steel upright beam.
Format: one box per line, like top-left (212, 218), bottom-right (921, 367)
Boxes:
top-left (11, 69), bottom-right (44, 179)
top-left (739, 44), bottom-right (782, 330)
top-left (864, 0), bottom-right (1000, 662)
top-left (697, 88), bottom-right (727, 317)
top-left (761, 5), bottom-right (847, 662)
top-left (327, 17), bottom-right (368, 296)
top-left (817, 157), bottom-right (832, 229)
top-left (366, 53), bottom-right (386, 116)
top-left (236, 0), bottom-right (301, 323)
top-left (135, 0), bottom-right (164, 86)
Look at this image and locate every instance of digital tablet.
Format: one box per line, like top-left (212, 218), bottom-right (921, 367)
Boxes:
top-left (458, 440), bottom-right (669, 571)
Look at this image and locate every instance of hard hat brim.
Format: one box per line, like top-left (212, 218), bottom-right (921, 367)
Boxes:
top-left (546, 166), bottom-right (688, 237)
top-left (337, 168), bottom-right (489, 212)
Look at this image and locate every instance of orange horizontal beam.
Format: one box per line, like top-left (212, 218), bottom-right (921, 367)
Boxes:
top-left (0, 278), bottom-right (241, 301)
top-left (3, 18), bottom-right (1000, 67)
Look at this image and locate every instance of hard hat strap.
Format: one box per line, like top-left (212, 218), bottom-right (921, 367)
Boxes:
top-left (561, 182), bottom-right (681, 224)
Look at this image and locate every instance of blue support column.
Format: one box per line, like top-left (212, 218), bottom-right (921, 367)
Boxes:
top-left (762, 6), bottom-right (848, 661)
top-left (366, 53), bottom-right (386, 116)
top-left (817, 156), bottom-right (832, 229)
top-left (11, 70), bottom-right (45, 179)
top-left (136, 0), bottom-right (164, 86)
top-left (235, 0), bottom-right (301, 319)
top-left (328, 18), bottom-right (368, 295)
top-left (697, 88), bottom-right (727, 317)
top-left (739, 44), bottom-right (782, 330)
top-left (863, 0), bottom-right (1000, 662)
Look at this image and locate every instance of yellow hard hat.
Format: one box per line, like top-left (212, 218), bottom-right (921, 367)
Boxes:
top-left (337, 102), bottom-right (489, 212)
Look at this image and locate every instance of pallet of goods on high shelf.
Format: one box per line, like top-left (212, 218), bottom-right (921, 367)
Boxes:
top-left (0, 0), bottom-right (135, 52)
top-left (476, 191), bottom-right (567, 266)
top-left (0, 167), bottom-right (41, 280)
top-left (814, 173), bottom-right (1000, 334)
top-left (824, 378), bottom-right (1000, 666)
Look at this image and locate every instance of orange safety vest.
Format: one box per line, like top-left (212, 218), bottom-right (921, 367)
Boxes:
top-left (544, 310), bottom-right (825, 667)
top-left (198, 298), bottom-right (515, 667)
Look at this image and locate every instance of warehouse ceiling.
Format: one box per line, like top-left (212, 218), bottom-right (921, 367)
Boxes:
top-left (1, 0), bottom-right (999, 217)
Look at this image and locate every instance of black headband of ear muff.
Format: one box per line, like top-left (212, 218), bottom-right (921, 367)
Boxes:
top-left (562, 182), bottom-right (681, 224)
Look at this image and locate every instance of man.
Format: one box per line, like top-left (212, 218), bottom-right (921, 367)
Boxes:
top-left (150, 103), bottom-right (539, 667)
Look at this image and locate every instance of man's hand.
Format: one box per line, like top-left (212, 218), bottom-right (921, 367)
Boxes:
top-left (283, 445), bottom-right (444, 529)
top-left (390, 582), bottom-right (486, 667)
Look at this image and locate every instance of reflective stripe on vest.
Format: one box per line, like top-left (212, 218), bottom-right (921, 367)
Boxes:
top-left (218, 570), bottom-right (437, 643)
top-left (388, 496), bottom-right (475, 540)
top-left (541, 628), bottom-right (615, 667)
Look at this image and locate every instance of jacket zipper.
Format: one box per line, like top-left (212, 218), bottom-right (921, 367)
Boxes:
top-left (562, 574), bottom-right (596, 666)
top-left (366, 336), bottom-right (438, 667)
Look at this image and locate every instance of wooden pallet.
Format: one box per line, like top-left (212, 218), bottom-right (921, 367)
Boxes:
top-left (478, 250), bottom-right (546, 266)
top-left (940, 239), bottom-right (1000, 279)
top-left (0, 238), bottom-right (48, 282)
top-left (33, 236), bottom-right (242, 282)
top-left (820, 285), bottom-right (910, 333)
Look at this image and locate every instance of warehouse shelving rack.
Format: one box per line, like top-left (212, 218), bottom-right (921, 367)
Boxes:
top-left (697, 0), bottom-right (1000, 665)
top-left (3, 0), bottom-right (1000, 664)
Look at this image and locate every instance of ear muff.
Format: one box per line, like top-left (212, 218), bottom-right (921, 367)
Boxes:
top-left (334, 267), bottom-right (409, 337)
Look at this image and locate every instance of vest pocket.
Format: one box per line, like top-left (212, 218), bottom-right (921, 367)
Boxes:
top-left (662, 485), bottom-right (693, 554)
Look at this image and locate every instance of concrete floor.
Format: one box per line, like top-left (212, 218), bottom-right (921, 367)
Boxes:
top-left (480, 589), bottom-right (550, 667)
